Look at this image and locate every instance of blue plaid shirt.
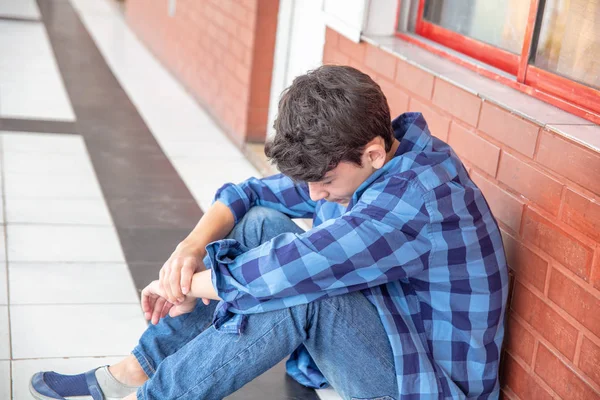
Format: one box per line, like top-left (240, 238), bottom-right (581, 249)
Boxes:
top-left (203, 113), bottom-right (508, 399)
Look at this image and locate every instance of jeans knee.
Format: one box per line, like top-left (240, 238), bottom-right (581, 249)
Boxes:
top-left (243, 206), bottom-right (286, 223)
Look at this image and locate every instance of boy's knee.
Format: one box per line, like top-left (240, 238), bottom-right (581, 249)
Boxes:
top-left (242, 206), bottom-right (285, 223)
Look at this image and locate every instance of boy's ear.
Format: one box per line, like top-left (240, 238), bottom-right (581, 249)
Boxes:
top-left (364, 139), bottom-right (387, 169)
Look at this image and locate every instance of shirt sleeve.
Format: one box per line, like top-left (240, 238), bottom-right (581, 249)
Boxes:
top-left (213, 173), bottom-right (316, 223)
top-left (204, 176), bottom-right (432, 314)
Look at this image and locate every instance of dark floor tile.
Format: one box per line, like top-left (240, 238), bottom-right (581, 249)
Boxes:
top-left (226, 360), bottom-right (321, 400)
top-left (128, 261), bottom-right (162, 293)
top-left (117, 227), bottom-right (192, 264)
top-left (107, 197), bottom-right (202, 230)
top-left (89, 149), bottom-right (179, 180)
top-left (100, 173), bottom-right (194, 201)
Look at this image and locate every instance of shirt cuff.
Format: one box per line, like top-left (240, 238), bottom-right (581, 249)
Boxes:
top-left (203, 239), bottom-right (249, 305)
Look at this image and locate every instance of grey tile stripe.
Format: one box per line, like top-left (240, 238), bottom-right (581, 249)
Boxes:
top-left (36, 0), bottom-right (201, 289)
top-left (35, 1), bottom-right (320, 398)
top-left (0, 15), bottom-right (41, 23)
top-left (0, 118), bottom-right (77, 134)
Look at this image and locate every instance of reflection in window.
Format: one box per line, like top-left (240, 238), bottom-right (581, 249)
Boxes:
top-left (423, 0), bottom-right (530, 54)
top-left (534, 0), bottom-right (600, 89)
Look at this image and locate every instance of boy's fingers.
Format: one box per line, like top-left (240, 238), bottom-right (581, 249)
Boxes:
top-left (152, 297), bottom-right (167, 325)
top-left (162, 267), bottom-right (176, 303)
top-left (160, 301), bottom-right (173, 319)
top-left (169, 262), bottom-right (183, 303)
top-left (180, 259), bottom-right (196, 295)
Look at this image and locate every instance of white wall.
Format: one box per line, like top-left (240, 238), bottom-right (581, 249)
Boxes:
top-left (267, 0), bottom-right (327, 138)
top-left (267, 0), bottom-right (398, 138)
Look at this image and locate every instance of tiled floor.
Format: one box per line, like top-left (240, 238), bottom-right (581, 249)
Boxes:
top-left (0, 0), bottom-right (339, 398)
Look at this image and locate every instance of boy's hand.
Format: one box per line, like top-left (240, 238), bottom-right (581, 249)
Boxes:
top-left (141, 280), bottom-right (199, 325)
top-left (159, 243), bottom-right (209, 305)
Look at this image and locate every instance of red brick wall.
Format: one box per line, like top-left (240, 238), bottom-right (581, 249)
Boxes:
top-left (324, 28), bottom-right (600, 399)
top-left (125, 0), bottom-right (279, 145)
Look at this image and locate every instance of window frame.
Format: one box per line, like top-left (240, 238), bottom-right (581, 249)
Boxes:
top-left (395, 0), bottom-right (600, 123)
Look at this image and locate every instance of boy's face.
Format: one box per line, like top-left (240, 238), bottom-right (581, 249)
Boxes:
top-left (307, 161), bottom-right (373, 207)
top-left (306, 137), bottom-right (398, 207)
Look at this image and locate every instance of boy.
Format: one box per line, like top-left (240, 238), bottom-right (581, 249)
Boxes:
top-left (31, 65), bottom-right (508, 399)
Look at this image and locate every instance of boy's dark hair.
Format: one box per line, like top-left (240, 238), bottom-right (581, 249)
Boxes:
top-left (265, 65), bottom-right (394, 182)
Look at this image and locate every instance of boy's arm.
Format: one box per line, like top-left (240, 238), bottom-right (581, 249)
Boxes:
top-left (215, 173), bottom-right (316, 223)
top-left (204, 179), bottom-right (433, 313)
top-left (160, 174), bottom-right (315, 304)
top-left (159, 201), bottom-right (235, 304)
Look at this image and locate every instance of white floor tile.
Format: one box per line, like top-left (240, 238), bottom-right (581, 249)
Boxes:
top-left (0, 306), bottom-right (9, 360)
top-left (0, 0), bottom-right (40, 20)
top-left (4, 172), bottom-right (103, 199)
top-left (0, 230), bottom-right (6, 263)
top-left (12, 356), bottom-right (123, 400)
top-left (0, 22), bottom-right (74, 121)
top-left (316, 388), bottom-right (343, 400)
top-left (9, 263), bottom-right (139, 305)
top-left (158, 137), bottom-right (241, 160)
top-left (3, 152), bottom-right (95, 176)
top-left (0, 264), bottom-right (7, 305)
top-left (175, 158), bottom-right (258, 211)
top-left (1, 132), bottom-right (85, 154)
top-left (6, 198), bottom-right (113, 226)
top-left (0, 81), bottom-right (76, 121)
top-left (10, 304), bottom-right (147, 359)
top-left (7, 225), bottom-right (125, 263)
top-left (0, 196), bottom-right (4, 225)
top-left (0, 360), bottom-right (9, 400)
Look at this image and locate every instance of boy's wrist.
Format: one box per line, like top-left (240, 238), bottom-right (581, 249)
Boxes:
top-left (177, 238), bottom-right (207, 258)
top-left (190, 269), bottom-right (220, 301)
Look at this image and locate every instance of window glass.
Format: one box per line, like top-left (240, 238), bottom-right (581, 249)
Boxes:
top-left (423, 0), bottom-right (530, 54)
top-left (534, 0), bottom-right (600, 89)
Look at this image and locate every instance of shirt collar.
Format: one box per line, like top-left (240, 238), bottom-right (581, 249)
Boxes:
top-left (392, 112), bottom-right (433, 156)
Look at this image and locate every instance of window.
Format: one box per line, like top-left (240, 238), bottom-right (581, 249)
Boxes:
top-left (397, 0), bottom-right (600, 122)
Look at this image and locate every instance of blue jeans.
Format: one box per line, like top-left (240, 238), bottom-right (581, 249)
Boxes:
top-left (132, 206), bottom-right (398, 400)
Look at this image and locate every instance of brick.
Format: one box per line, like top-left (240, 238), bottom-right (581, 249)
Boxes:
top-left (506, 316), bottom-right (536, 365)
top-left (432, 79), bottom-right (482, 127)
top-left (409, 97), bottom-right (450, 142)
top-left (323, 48), bottom-right (350, 66)
top-left (522, 210), bottom-right (593, 281)
top-left (502, 353), bottom-right (553, 400)
top-left (377, 79), bottom-right (409, 119)
top-left (338, 34), bottom-right (366, 62)
top-left (562, 189), bottom-right (600, 242)
top-left (471, 171), bottom-right (524, 232)
top-left (448, 122), bottom-right (500, 176)
top-left (580, 337), bottom-right (600, 387)
top-left (395, 60), bottom-right (435, 100)
top-left (594, 253), bottom-right (600, 292)
top-left (535, 344), bottom-right (600, 400)
top-left (364, 45), bottom-right (397, 81)
top-left (537, 131), bottom-right (600, 196)
top-left (497, 152), bottom-right (563, 215)
top-left (325, 27), bottom-right (338, 47)
top-left (548, 269), bottom-right (600, 338)
top-left (348, 59), bottom-right (378, 81)
top-left (501, 231), bottom-right (548, 292)
top-left (478, 103), bottom-right (540, 158)
top-left (512, 281), bottom-right (578, 360)
top-left (236, 25), bottom-right (254, 48)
